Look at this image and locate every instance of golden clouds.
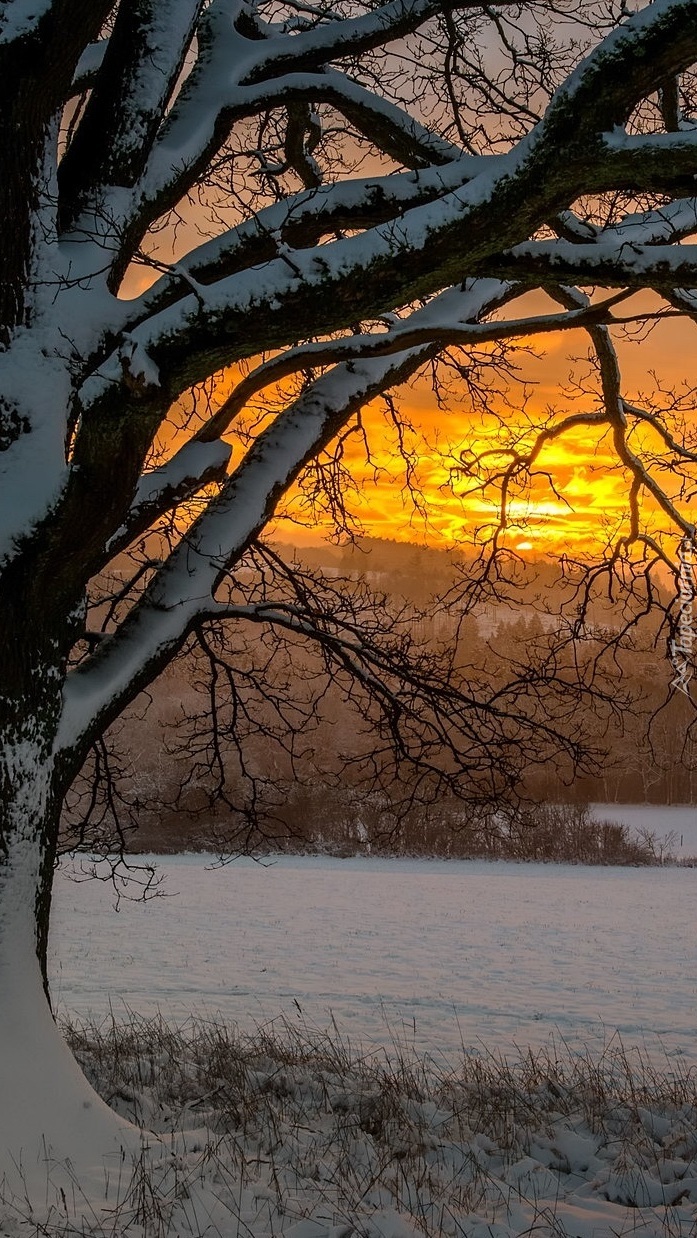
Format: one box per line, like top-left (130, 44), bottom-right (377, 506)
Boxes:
top-left (152, 293), bottom-right (697, 558)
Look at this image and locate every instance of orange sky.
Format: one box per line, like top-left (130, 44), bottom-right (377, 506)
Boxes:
top-left (115, 109), bottom-right (697, 564)
top-left (268, 300), bottom-right (697, 557)
top-left (128, 255), bottom-right (697, 560)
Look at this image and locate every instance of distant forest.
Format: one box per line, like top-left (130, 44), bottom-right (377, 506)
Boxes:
top-left (64, 538), bottom-right (697, 857)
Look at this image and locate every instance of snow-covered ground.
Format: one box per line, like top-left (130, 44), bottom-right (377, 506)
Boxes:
top-left (51, 846), bottom-right (697, 1067)
top-left (2, 828), bottom-right (692, 1236)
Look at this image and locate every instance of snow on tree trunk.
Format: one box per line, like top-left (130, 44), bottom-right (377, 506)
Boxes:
top-left (0, 654), bottom-right (147, 1220)
top-left (0, 735), bottom-right (143, 1216)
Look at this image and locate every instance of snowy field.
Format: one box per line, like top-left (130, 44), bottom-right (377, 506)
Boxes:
top-left (592, 802), bottom-right (697, 854)
top-left (13, 824), bottom-right (697, 1237)
top-left (51, 844), bottom-right (697, 1067)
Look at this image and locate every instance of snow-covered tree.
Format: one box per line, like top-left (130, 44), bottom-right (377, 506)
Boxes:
top-left (4, 0), bottom-right (697, 1194)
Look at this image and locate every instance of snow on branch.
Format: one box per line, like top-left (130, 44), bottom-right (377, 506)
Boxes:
top-left (135, 62), bottom-right (466, 238)
top-left (58, 278), bottom-right (513, 757)
top-left (69, 39), bottom-right (107, 94)
top-left (605, 129), bottom-right (697, 156)
top-left (276, 69), bottom-right (466, 168)
top-left (106, 438), bottom-right (232, 558)
top-left (118, 336), bottom-right (161, 392)
top-left (239, 0), bottom-right (507, 84)
top-left (86, 134), bottom-right (578, 411)
top-left (60, 0), bottom-right (697, 357)
top-left (592, 199), bottom-right (697, 247)
top-left (139, 0), bottom-right (684, 240)
top-left (79, 3), bottom-right (697, 404)
top-left (0, 340), bottom-right (74, 571)
top-left (490, 238), bottom-right (697, 289)
top-left (541, 0), bottom-right (697, 132)
top-left (0, 0), bottom-right (54, 44)
top-left (494, 196), bottom-right (697, 288)
top-left (89, 167), bottom-right (695, 414)
top-left (59, 0), bottom-right (201, 233)
top-left (598, 126), bottom-right (697, 196)
top-left (128, 156), bottom-right (494, 325)
top-left (188, 289), bottom-right (647, 442)
top-left (17, 0), bottom-right (697, 769)
top-left (192, 277), bottom-right (516, 441)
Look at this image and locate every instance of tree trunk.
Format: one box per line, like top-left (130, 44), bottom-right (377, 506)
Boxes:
top-left (0, 685), bottom-right (146, 1217)
top-left (0, 575), bottom-right (146, 1213)
top-left (0, 563), bottom-right (69, 980)
top-left (0, 734), bottom-right (57, 992)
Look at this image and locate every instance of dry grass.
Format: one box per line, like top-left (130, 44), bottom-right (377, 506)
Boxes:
top-left (2, 1014), bottom-right (697, 1236)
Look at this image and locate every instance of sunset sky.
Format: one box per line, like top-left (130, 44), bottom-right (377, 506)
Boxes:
top-left (128, 246), bottom-right (697, 560)
top-left (270, 300), bottom-right (697, 555)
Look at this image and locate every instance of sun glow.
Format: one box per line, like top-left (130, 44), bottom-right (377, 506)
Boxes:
top-left (152, 289), bottom-right (697, 559)
top-left (128, 195), bottom-right (697, 562)
top-left (260, 301), bottom-right (697, 556)
top-left (266, 387), bottom-right (655, 556)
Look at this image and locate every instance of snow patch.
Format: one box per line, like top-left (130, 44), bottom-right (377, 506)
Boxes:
top-left (119, 335), bottom-right (161, 390)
